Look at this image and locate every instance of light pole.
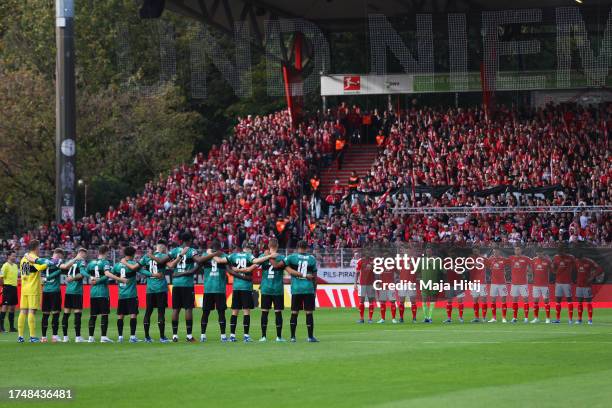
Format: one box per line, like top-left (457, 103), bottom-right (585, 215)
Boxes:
top-left (55, 0), bottom-right (76, 222)
top-left (78, 179), bottom-right (87, 217)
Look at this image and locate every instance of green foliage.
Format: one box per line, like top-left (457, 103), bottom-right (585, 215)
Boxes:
top-left (0, 0), bottom-right (292, 234)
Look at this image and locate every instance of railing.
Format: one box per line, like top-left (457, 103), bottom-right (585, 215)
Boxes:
top-left (392, 205), bottom-right (612, 215)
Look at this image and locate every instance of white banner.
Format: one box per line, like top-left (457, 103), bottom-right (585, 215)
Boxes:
top-left (317, 267), bottom-right (355, 284)
top-left (320, 74), bottom-right (414, 96)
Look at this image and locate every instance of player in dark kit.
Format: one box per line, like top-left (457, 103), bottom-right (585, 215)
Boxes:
top-left (195, 241), bottom-right (227, 342)
top-left (214, 242), bottom-right (273, 342)
top-left (82, 245), bottom-right (114, 342)
top-left (170, 241), bottom-right (222, 342)
top-left (37, 249), bottom-right (78, 342)
top-left (165, 233), bottom-right (199, 342)
top-left (284, 240), bottom-right (319, 342)
top-left (138, 240), bottom-right (172, 343)
top-left (112, 247), bottom-right (142, 343)
top-left (257, 238), bottom-right (286, 342)
top-left (61, 248), bottom-right (88, 342)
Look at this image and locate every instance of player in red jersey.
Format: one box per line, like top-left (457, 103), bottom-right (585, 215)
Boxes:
top-left (469, 248), bottom-right (488, 323)
top-left (443, 262), bottom-right (465, 324)
top-left (530, 250), bottom-right (552, 323)
top-left (377, 267), bottom-right (397, 323)
top-left (486, 249), bottom-right (509, 323)
top-left (508, 246), bottom-right (531, 323)
top-left (397, 256), bottom-right (417, 323)
top-left (551, 247), bottom-right (576, 324)
top-left (574, 256), bottom-right (603, 325)
top-left (354, 255), bottom-right (376, 323)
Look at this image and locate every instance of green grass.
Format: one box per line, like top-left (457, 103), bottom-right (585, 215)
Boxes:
top-left (3, 308), bottom-right (612, 407)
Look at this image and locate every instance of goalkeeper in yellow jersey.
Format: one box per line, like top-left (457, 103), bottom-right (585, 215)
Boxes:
top-left (17, 240), bottom-right (47, 343)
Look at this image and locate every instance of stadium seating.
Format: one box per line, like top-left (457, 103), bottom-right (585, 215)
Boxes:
top-left (8, 103), bottom-right (611, 251)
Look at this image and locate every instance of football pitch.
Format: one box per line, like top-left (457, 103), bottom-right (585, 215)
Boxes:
top-left (3, 308), bottom-right (612, 408)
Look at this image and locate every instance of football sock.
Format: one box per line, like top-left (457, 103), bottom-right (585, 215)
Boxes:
top-left (186, 319), bottom-right (193, 336)
top-left (42, 314), bottom-right (50, 337)
top-left (158, 309), bottom-right (165, 338)
top-left (481, 303), bottom-right (488, 319)
top-left (368, 303), bottom-right (374, 320)
top-left (534, 304), bottom-right (540, 318)
top-left (130, 317), bottom-right (137, 336)
top-left (275, 311), bottom-right (283, 338)
top-left (473, 302), bottom-right (480, 318)
top-left (587, 303), bottom-right (593, 320)
top-left (422, 301), bottom-right (429, 318)
top-left (74, 312), bottom-right (82, 337)
top-left (306, 313), bottom-right (314, 338)
top-left (8, 312), bottom-right (15, 330)
top-left (201, 309), bottom-right (210, 335)
top-left (143, 317), bottom-right (150, 338)
top-left (290, 314), bottom-right (297, 338)
top-left (17, 312), bottom-right (26, 337)
top-left (545, 304), bottom-right (551, 319)
top-left (230, 315), bottom-right (238, 335)
top-left (523, 304), bottom-right (529, 319)
top-left (446, 304), bottom-right (452, 319)
top-left (458, 304), bottom-right (464, 319)
top-left (117, 318), bottom-right (124, 337)
top-left (380, 303), bottom-right (386, 320)
top-left (27, 313), bottom-right (36, 337)
top-left (491, 303), bottom-right (497, 319)
top-left (101, 315), bottom-right (109, 336)
top-left (243, 315), bottom-right (250, 335)
top-left (51, 313), bottom-right (59, 335)
top-left (144, 308), bottom-right (152, 338)
top-left (501, 303), bottom-right (507, 319)
top-left (411, 303), bottom-right (417, 320)
top-left (88, 315), bottom-right (97, 337)
top-left (358, 303), bottom-right (365, 319)
top-left (578, 303), bottom-right (584, 320)
top-left (512, 302), bottom-right (518, 319)
top-left (555, 303), bottom-right (561, 320)
top-left (398, 302), bottom-right (405, 319)
top-left (390, 303), bottom-right (396, 319)
top-left (218, 310), bottom-right (226, 334)
top-left (568, 303), bottom-right (574, 320)
top-left (261, 311), bottom-right (269, 338)
top-left (62, 313), bottom-right (70, 336)
top-left (428, 303), bottom-right (435, 319)
top-left (0, 311), bottom-right (5, 330)
top-left (172, 320), bottom-right (179, 335)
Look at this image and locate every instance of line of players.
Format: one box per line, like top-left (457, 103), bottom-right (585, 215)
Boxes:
top-left (14, 235), bottom-right (320, 343)
top-left (354, 247), bottom-right (603, 325)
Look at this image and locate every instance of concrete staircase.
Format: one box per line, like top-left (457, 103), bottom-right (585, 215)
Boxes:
top-left (319, 145), bottom-right (379, 195)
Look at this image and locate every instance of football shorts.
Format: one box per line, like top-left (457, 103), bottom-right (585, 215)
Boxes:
top-left (357, 284), bottom-right (376, 300)
top-left (532, 286), bottom-right (549, 299)
top-left (490, 284), bottom-right (508, 297)
top-left (202, 293), bottom-right (227, 311)
top-left (41, 291), bottom-right (62, 312)
top-left (555, 283), bottom-right (572, 298)
top-left (260, 294), bottom-right (284, 310)
top-left (90, 297), bottom-right (110, 315)
top-left (575, 287), bottom-right (592, 299)
top-left (510, 284), bottom-right (529, 298)
top-left (20, 294), bottom-right (40, 310)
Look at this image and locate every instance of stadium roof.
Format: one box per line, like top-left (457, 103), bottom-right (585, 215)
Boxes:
top-left (165, 0), bottom-right (610, 46)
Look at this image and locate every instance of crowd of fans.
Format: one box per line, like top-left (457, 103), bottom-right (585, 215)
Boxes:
top-left (4, 102), bottom-right (611, 252)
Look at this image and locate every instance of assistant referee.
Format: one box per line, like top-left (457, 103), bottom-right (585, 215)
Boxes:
top-left (0, 251), bottom-right (18, 332)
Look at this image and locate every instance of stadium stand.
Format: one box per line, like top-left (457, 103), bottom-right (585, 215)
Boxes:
top-left (7, 103), bottom-right (612, 251)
